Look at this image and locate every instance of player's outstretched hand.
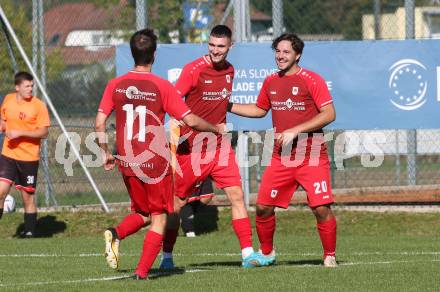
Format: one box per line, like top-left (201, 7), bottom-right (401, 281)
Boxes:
top-left (215, 123), bottom-right (228, 135)
top-left (103, 151), bottom-right (116, 171)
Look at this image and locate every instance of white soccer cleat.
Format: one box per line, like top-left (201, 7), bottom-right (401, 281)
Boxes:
top-left (323, 255), bottom-right (338, 268)
top-left (104, 228), bottom-right (120, 270)
top-left (258, 248), bottom-right (276, 266)
top-left (185, 231), bottom-right (196, 237)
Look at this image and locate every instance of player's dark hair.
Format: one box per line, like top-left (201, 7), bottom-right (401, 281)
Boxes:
top-left (272, 33), bottom-right (304, 63)
top-left (14, 71), bottom-right (33, 85)
top-left (210, 25), bottom-right (232, 39)
top-left (130, 28), bottom-right (157, 65)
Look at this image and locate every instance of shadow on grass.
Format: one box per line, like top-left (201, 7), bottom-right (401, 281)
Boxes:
top-left (280, 259), bottom-right (323, 266)
top-left (14, 215), bottom-right (67, 238)
top-left (280, 259), bottom-right (344, 266)
top-left (188, 261), bottom-right (241, 268)
top-left (115, 268), bottom-right (188, 280)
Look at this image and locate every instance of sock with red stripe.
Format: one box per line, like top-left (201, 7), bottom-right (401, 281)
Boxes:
top-left (232, 217), bottom-right (254, 258)
top-left (317, 217), bottom-right (337, 257)
top-left (162, 229), bottom-right (178, 253)
top-left (134, 230), bottom-right (163, 279)
top-left (256, 214), bottom-right (276, 255)
top-left (115, 213), bottom-right (145, 240)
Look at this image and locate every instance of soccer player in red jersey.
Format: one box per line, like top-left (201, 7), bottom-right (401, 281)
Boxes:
top-left (229, 33), bottom-right (338, 267)
top-left (160, 25), bottom-right (266, 269)
top-left (95, 29), bottom-right (225, 280)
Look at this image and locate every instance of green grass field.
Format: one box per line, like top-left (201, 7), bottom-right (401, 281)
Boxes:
top-left (0, 209), bottom-right (439, 291)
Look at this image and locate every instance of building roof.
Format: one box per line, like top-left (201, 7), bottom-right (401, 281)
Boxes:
top-left (44, 2), bottom-right (122, 65)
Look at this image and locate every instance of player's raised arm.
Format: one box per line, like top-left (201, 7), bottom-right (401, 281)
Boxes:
top-left (228, 103), bottom-right (268, 118)
top-left (229, 75), bottom-right (271, 118)
top-left (182, 113), bottom-right (225, 135)
top-left (163, 81), bottom-right (226, 135)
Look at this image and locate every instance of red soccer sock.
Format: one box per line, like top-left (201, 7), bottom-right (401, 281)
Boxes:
top-left (317, 217), bottom-right (337, 257)
top-left (256, 214), bottom-right (276, 255)
top-left (232, 217), bottom-right (253, 250)
top-left (162, 229), bottom-right (179, 253)
top-left (134, 230), bottom-right (163, 278)
top-left (115, 213), bottom-right (145, 240)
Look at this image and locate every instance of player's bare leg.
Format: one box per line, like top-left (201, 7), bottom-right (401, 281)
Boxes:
top-left (255, 203), bottom-right (277, 265)
top-left (311, 204), bottom-right (337, 267)
top-left (223, 186), bottom-right (247, 219)
top-left (223, 186), bottom-right (268, 267)
top-left (160, 196), bottom-right (187, 269)
top-left (104, 212), bottom-right (150, 270)
top-left (20, 190), bottom-right (37, 238)
top-left (21, 190), bottom-right (37, 213)
top-left (0, 181), bottom-right (12, 220)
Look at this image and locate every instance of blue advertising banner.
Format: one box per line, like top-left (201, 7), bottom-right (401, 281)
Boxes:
top-left (116, 40), bottom-right (440, 130)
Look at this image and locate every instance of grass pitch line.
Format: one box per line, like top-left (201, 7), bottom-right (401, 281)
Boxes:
top-left (0, 269), bottom-right (208, 288)
top-left (1, 260), bottom-right (440, 288)
top-left (0, 275), bottom-right (133, 287)
top-left (340, 259), bottom-right (440, 266)
top-left (1, 251), bottom-right (440, 258)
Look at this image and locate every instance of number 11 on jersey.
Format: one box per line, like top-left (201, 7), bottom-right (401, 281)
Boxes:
top-left (122, 104), bottom-right (147, 142)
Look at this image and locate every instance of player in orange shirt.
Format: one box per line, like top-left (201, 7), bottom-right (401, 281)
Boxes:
top-left (0, 72), bottom-right (50, 238)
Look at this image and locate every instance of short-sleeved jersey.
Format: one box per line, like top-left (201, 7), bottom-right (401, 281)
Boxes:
top-left (98, 71), bottom-right (191, 179)
top-left (175, 56), bottom-right (234, 152)
top-left (256, 67), bottom-right (333, 160)
top-left (1, 93), bottom-right (50, 161)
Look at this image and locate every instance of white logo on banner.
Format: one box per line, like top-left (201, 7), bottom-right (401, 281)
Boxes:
top-left (167, 68), bottom-right (182, 84)
top-left (388, 59), bottom-right (428, 111)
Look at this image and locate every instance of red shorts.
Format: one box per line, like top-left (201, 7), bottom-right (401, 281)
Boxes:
top-left (257, 156), bottom-right (334, 208)
top-left (122, 174), bottom-right (174, 216)
top-left (174, 143), bottom-right (241, 199)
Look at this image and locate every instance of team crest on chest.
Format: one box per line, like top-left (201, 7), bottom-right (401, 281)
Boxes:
top-left (292, 86), bottom-right (299, 95)
top-left (226, 75), bottom-right (231, 84)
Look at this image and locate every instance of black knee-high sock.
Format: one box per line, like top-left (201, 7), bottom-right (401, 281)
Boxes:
top-left (180, 203), bottom-right (195, 234)
top-left (0, 208), bottom-right (3, 220)
top-left (24, 213), bottom-right (37, 234)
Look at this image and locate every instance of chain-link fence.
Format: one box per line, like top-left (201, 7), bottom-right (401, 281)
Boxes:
top-left (1, 0), bottom-right (439, 209)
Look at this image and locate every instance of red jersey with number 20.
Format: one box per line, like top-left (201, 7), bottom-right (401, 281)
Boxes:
top-left (98, 71), bottom-right (191, 179)
top-left (256, 67), bottom-right (333, 161)
top-left (175, 56), bottom-right (234, 152)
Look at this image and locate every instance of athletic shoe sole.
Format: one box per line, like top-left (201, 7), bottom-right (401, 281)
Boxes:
top-left (104, 229), bottom-right (119, 270)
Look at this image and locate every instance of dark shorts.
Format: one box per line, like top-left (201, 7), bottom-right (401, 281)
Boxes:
top-left (0, 155), bottom-right (39, 193)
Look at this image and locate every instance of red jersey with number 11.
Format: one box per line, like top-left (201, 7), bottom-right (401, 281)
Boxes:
top-left (98, 71), bottom-right (191, 179)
